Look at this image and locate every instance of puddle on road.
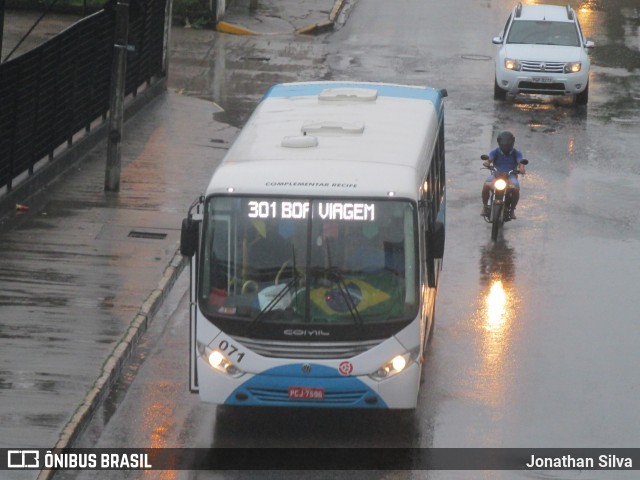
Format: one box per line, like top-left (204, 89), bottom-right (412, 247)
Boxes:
top-left (0, 369), bottom-right (76, 392)
top-left (23, 412), bottom-right (68, 427)
top-left (577, 0), bottom-right (640, 122)
top-left (592, 44), bottom-right (640, 71)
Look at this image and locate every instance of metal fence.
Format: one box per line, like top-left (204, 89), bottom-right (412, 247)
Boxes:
top-left (0, 0), bottom-right (167, 193)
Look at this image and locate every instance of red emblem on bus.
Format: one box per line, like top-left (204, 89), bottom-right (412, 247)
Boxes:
top-left (338, 361), bottom-right (353, 376)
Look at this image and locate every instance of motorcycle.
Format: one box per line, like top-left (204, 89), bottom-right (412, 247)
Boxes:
top-left (481, 155), bottom-right (528, 241)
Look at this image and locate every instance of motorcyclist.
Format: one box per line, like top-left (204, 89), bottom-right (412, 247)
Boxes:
top-left (481, 131), bottom-right (526, 220)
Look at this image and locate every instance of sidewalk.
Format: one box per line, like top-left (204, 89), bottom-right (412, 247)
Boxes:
top-left (0, 91), bottom-right (236, 478)
top-left (218, 0), bottom-right (345, 35)
top-left (0, 0), bottom-right (339, 478)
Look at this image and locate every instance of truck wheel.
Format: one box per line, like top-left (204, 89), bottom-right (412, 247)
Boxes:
top-left (576, 82), bottom-right (589, 106)
top-left (494, 77), bottom-right (507, 100)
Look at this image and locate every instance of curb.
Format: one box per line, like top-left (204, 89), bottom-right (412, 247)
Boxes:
top-left (216, 20), bottom-right (259, 35)
top-left (36, 249), bottom-right (188, 480)
top-left (329, 0), bottom-right (346, 23)
top-left (297, 0), bottom-right (346, 34)
top-left (295, 21), bottom-right (334, 35)
top-left (217, 0), bottom-right (346, 36)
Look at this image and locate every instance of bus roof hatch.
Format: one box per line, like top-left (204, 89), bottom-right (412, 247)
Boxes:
top-left (318, 88), bottom-right (378, 102)
top-left (301, 120), bottom-right (365, 135)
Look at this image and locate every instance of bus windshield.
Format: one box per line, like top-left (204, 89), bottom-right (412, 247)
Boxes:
top-left (199, 196), bottom-right (418, 330)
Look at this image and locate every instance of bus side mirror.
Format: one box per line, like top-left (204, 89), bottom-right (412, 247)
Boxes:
top-left (180, 218), bottom-right (199, 257)
top-left (429, 221), bottom-right (445, 259)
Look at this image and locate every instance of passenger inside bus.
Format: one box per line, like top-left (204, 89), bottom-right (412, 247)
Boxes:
top-left (299, 220), bottom-right (404, 320)
top-left (208, 211), bottom-right (407, 320)
top-left (242, 219), bottom-right (293, 291)
top-left (342, 223), bottom-right (385, 273)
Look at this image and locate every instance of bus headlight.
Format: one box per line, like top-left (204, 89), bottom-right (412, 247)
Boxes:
top-left (369, 352), bottom-right (413, 381)
top-left (197, 342), bottom-right (245, 378)
top-left (494, 178), bottom-right (507, 191)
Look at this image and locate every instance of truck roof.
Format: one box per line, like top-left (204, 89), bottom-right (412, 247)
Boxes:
top-left (517, 4), bottom-right (575, 23)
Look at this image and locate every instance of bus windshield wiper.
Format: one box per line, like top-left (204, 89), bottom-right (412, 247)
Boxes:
top-left (313, 240), bottom-right (363, 328)
top-left (246, 277), bottom-right (297, 328)
top-left (247, 247), bottom-right (301, 331)
top-left (322, 266), bottom-right (364, 328)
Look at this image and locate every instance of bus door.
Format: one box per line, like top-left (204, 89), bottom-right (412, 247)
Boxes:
top-left (182, 199), bottom-right (203, 393)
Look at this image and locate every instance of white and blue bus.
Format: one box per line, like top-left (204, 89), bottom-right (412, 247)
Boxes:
top-left (181, 81), bottom-right (446, 410)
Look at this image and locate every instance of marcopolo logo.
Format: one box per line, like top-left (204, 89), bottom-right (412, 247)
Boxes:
top-left (7, 450), bottom-right (40, 468)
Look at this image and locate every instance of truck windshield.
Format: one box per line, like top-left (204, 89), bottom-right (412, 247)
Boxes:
top-left (198, 197), bottom-right (418, 329)
top-left (507, 20), bottom-right (580, 47)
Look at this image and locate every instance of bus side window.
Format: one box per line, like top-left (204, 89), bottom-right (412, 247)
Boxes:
top-left (383, 240), bottom-right (404, 276)
top-left (208, 216), bottom-right (231, 305)
top-left (379, 216), bottom-right (404, 276)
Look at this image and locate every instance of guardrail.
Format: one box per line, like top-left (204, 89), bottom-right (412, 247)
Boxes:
top-left (0, 0), bottom-right (167, 195)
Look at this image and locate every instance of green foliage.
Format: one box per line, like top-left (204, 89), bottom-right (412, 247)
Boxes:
top-left (172, 0), bottom-right (215, 27)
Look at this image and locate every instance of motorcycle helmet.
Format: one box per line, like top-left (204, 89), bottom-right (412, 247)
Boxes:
top-left (497, 131), bottom-right (515, 154)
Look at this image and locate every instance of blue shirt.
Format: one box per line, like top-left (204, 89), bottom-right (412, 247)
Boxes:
top-left (488, 147), bottom-right (523, 173)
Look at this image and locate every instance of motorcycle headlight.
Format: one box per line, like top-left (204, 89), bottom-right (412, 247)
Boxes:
top-left (197, 341), bottom-right (245, 378)
top-left (565, 62), bottom-right (581, 73)
top-left (494, 179), bottom-right (508, 191)
top-left (368, 352), bottom-right (414, 381)
top-left (504, 58), bottom-right (520, 71)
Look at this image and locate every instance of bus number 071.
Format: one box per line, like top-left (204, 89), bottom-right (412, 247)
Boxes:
top-left (219, 340), bottom-right (245, 363)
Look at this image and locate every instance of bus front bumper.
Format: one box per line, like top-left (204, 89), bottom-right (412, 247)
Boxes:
top-left (197, 360), bottom-right (421, 409)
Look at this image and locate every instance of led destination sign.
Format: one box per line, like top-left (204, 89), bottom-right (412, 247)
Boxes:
top-left (247, 200), bottom-right (375, 221)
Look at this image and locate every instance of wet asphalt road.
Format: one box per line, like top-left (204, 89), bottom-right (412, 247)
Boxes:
top-left (3, 0), bottom-right (640, 478)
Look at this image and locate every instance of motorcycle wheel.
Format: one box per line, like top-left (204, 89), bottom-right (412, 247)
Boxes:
top-left (491, 204), bottom-right (502, 241)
